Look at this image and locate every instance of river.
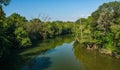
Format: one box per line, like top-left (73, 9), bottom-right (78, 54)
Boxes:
top-left (1, 35), bottom-right (120, 70)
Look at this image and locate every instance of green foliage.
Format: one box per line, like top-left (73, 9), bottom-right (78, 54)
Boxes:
top-left (74, 1), bottom-right (120, 55)
top-left (5, 13), bottom-right (27, 27)
top-left (90, 1), bottom-right (120, 45)
top-left (25, 18), bottom-right (42, 41)
top-left (0, 35), bottom-right (11, 58)
top-left (0, 0), bottom-right (11, 59)
top-left (92, 1), bottom-right (120, 52)
top-left (0, 6), bottom-right (5, 21)
top-left (74, 18), bottom-right (94, 45)
top-left (0, 11), bottom-right (32, 59)
top-left (14, 27), bottom-right (31, 48)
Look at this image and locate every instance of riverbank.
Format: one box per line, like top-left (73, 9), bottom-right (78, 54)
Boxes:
top-left (75, 41), bottom-right (120, 59)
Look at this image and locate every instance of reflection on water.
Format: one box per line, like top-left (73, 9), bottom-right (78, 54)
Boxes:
top-left (1, 35), bottom-right (120, 70)
top-left (20, 35), bottom-right (74, 56)
top-left (23, 57), bottom-right (52, 70)
top-left (42, 41), bottom-right (84, 70)
top-left (73, 42), bottom-right (120, 70)
top-left (0, 35), bottom-right (74, 70)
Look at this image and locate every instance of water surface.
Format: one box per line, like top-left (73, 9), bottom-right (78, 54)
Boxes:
top-left (1, 35), bottom-right (120, 70)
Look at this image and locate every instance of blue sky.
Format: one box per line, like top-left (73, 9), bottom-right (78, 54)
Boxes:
top-left (4, 0), bottom-right (119, 21)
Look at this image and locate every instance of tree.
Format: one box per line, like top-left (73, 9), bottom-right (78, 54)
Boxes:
top-left (3, 13), bottom-right (31, 48)
top-left (0, 0), bottom-right (11, 59)
top-left (90, 1), bottom-right (120, 54)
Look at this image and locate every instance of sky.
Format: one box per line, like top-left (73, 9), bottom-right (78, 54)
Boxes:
top-left (3, 0), bottom-right (119, 21)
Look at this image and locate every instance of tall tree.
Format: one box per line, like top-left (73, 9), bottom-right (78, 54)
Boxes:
top-left (0, 0), bottom-right (11, 59)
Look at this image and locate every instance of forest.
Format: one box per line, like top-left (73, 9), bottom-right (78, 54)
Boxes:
top-left (0, 0), bottom-right (120, 63)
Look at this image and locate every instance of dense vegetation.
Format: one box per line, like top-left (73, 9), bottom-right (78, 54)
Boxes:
top-left (1, 0), bottom-right (120, 61)
top-left (75, 1), bottom-right (120, 57)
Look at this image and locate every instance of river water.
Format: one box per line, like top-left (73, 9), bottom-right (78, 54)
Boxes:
top-left (1, 35), bottom-right (120, 70)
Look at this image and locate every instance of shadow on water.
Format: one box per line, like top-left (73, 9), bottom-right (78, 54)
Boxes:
top-left (0, 53), bottom-right (52, 70)
top-left (23, 57), bottom-right (52, 70)
top-left (0, 51), bottom-right (27, 70)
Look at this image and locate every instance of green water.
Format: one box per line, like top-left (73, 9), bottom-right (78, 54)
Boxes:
top-left (1, 35), bottom-right (120, 70)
